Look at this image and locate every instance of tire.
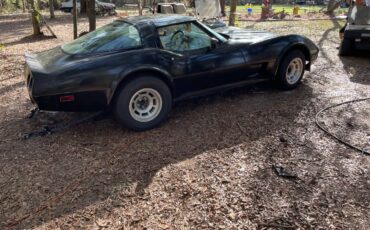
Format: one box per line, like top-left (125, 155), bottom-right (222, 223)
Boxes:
top-left (114, 76), bottom-right (172, 131)
top-left (339, 38), bottom-right (352, 56)
top-left (276, 50), bottom-right (306, 90)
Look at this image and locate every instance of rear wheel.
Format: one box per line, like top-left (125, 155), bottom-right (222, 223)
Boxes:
top-left (114, 76), bottom-right (172, 131)
top-left (339, 38), bottom-right (352, 56)
top-left (276, 50), bottom-right (306, 90)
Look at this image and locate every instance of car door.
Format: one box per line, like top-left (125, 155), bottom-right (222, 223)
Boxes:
top-left (157, 22), bottom-right (250, 97)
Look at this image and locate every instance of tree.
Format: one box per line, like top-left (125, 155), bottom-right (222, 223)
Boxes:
top-left (22, 0), bottom-right (26, 12)
top-left (137, 0), bottom-right (144, 15)
top-left (220, 0), bottom-right (226, 17)
top-left (73, 0), bottom-right (78, 39)
top-left (326, 0), bottom-right (339, 16)
top-left (29, 0), bottom-right (41, 35)
top-left (49, 0), bottom-right (55, 19)
top-left (80, 0), bottom-right (87, 14)
top-left (87, 0), bottom-right (96, 31)
top-left (229, 0), bottom-right (237, 26)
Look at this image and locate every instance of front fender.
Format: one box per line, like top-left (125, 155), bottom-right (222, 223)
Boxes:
top-left (273, 35), bottom-right (319, 75)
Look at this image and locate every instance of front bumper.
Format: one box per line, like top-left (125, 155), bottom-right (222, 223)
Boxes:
top-left (311, 49), bottom-right (319, 63)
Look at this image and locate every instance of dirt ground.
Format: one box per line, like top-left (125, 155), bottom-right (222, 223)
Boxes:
top-left (1, 13), bottom-right (370, 229)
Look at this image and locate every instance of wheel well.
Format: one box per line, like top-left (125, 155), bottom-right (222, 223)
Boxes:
top-left (110, 70), bottom-right (174, 106)
top-left (284, 44), bottom-right (311, 68)
top-left (274, 44), bottom-right (311, 76)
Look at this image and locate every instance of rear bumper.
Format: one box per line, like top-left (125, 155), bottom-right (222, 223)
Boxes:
top-left (24, 60), bottom-right (109, 112)
top-left (33, 91), bottom-right (109, 112)
top-left (343, 33), bottom-right (370, 51)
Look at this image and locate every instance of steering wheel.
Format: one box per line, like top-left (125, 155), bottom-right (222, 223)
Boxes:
top-left (170, 30), bottom-right (185, 42)
top-left (170, 30), bottom-right (189, 50)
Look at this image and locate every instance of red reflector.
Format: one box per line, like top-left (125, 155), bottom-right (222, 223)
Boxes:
top-left (60, 95), bottom-right (75, 103)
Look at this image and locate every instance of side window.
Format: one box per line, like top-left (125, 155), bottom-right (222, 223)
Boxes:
top-left (158, 23), bottom-right (212, 52)
top-left (62, 21), bottom-right (141, 54)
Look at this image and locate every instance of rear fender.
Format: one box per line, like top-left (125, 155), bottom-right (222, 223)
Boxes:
top-left (109, 66), bottom-right (174, 104)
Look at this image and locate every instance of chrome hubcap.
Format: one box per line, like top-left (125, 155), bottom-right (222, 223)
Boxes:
top-left (286, 58), bottom-right (304, 85)
top-left (129, 88), bottom-right (162, 122)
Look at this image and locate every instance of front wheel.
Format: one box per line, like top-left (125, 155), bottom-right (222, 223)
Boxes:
top-left (114, 76), bottom-right (172, 131)
top-left (276, 50), bottom-right (306, 90)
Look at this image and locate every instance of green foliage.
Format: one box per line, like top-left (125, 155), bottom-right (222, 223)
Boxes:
top-left (0, 0), bottom-right (19, 13)
top-left (35, 10), bottom-right (41, 23)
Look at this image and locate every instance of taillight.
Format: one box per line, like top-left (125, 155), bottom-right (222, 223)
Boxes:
top-left (60, 95), bottom-right (75, 103)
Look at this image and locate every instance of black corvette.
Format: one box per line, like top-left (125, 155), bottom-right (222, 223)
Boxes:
top-left (25, 15), bottom-right (319, 131)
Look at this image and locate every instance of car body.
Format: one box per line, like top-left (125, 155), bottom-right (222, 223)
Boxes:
top-left (60, 0), bottom-right (80, 13)
top-left (293, 0), bottom-right (307, 5)
top-left (60, 0), bottom-right (115, 14)
top-left (339, 6), bottom-right (370, 56)
top-left (25, 15), bottom-right (319, 130)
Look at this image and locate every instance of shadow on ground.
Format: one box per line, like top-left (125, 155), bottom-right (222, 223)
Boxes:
top-left (2, 34), bottom-right (57, 47)
top-left (340, 53), bottom-right (370, 85)
top-left (0, 81), bottom-right (24, 96)
top-left (0, 82), bottom-right (314, 228)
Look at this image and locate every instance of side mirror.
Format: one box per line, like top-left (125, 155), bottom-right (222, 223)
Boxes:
top-left (210, 38), bottom-right (219, 49)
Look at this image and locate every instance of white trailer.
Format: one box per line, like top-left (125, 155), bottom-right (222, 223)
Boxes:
top-left (194, 0), bottom-right (222, 19)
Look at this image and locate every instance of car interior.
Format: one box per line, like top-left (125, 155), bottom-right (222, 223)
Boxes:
top-left (157, 22), bottom-right (212, 52)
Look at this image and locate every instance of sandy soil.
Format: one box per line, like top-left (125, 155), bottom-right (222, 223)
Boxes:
top-left (1, 13), bottom-right (370, 229)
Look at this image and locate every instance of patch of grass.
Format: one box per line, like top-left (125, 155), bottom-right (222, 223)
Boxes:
top-left (240, 19), bottom-right (345, 37)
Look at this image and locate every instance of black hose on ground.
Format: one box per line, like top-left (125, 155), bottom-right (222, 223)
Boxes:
top-left (23, 111), bottom-right (106, 140)
top-left (315, 97), bottom-right (370, 156)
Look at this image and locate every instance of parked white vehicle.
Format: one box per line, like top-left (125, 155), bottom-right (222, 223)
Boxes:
top-left (60, 0), bottom-right (116, 15)
top-left (60, 0), bottom-right (81, 13)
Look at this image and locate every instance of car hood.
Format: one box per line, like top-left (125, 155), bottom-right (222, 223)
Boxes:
top-left (214, 26), bottom-right (277, 44)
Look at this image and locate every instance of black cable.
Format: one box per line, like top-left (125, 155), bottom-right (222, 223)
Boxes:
top-left (23, 111), bottom-right (106, 140)
top-left (315, 97), bottom-right (370, 156)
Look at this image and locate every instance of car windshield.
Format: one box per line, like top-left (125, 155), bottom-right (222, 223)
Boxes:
top-left (62, 21), bottom-right (141, 54)
top-left (197, 21), bottom-right (228, 42)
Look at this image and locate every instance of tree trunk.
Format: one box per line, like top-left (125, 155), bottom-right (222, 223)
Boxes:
top-left (137, 0), bottom-right (143, 15)
top-left (326, 0), bottom-right (339, 16)
top-left (73, 0), bottom-right (78, 39)
top-left (153, 0), bottom-right (158, 13)
top-left (87, 0), bottom-right (96, 31)
top-left (80, 0), bottom-right (87, 14)
top-left (30, 0), bottom-right (42, 35)
top-left (22, 0), bottom-right (26, 12)
top-left (149, 0), bottom-right (153, 13)
top-left (220, 0), bottom-right (226, 17)
top-left (49, 0), bottom-right (55, 19)
top-left (229, 0), bottom-right (237, 26)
